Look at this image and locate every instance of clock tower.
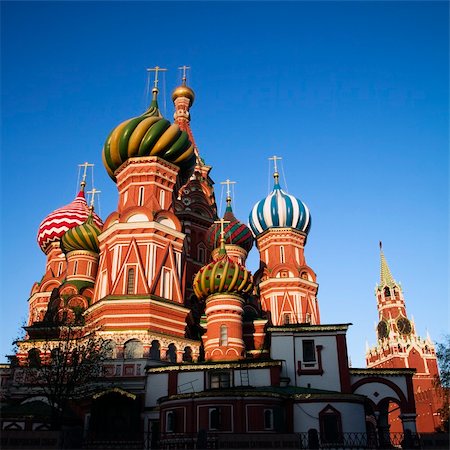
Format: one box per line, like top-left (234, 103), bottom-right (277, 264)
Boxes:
top-left (366, 243), bottom-right (443, 433)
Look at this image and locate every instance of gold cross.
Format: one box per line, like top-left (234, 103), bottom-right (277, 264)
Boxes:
top-left (79, 162), bottom-right (94, 184)
top-left (214, 218), bottom-right (231, 241)
top-left (87, 188), bottom-right (101, 208)
top-left (178, 65), bottom-right (191, 85)
top-left (147, 66), bottom-right (168, 89)
top-left (268, 155), bottom-right (282, 174)
top-left (220, 179), bottom-right (236, 203)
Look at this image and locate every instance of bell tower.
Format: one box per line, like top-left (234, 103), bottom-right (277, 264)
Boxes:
top-left (366, 243), bottom-right (442, 432)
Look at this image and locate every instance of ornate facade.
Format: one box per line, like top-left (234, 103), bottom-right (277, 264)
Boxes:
top-left (2, 72), bottom-right (429, 448)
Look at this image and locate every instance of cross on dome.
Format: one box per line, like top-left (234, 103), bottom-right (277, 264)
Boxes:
top-left (220, 178), bottom-right (236, 206)
top-left (269, 155), bottom-right (282, 183)
top-left (87, 188), bottom-right (101, 209)
top-left (147, 65), bottom-right (167, 90)
top-left (178, 65), bottom-right (191, 85)
top-left (79, 161), bottom-right (94, 190)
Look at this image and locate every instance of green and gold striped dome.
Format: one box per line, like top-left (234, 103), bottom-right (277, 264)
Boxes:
top-left (102, 89), bottom-right (196, 181)
top-left (61, 214), bottom-right (102, 254)
top-left (193, 246), bottom-right (253, 300)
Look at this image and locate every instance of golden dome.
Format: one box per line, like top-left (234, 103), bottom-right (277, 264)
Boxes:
top-left (172, 84), bottom-right (195, 105)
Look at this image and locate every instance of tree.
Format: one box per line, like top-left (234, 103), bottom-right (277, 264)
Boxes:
top-left (15, 324), bottom-right (106, 430)
top-left (435, 335), bottom-right (450, 431)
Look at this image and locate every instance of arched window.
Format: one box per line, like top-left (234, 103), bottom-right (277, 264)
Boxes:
top-left (264, 409), bottom-right (274, 430)
top-left (161, 268), bottom-right (172, 299)
top-left (103, 340), bottom-right (117, 359)
top-left (384, 287), bottom-right (391, 297)
top-left (279, 246), bottom-right (285, 263)
top-left (150, 340), bottom-right (161, 360)
top-left (28, 348), bottom-right (41, 368)
top-left (319, 405), bottom-right (342, 444)
top-left (138, 186), bottom-right (145, 206)
top-left (159, 190), bottom-right (165, 208)
top-left (166, 411), bottom-right (175, 433)
top-left (167, 343), bottom-right (177, 363)
top-left (126, 267), bottom-right (135, 295)
top-left (182, 346), bottom-right (193, 362)
top-left (209, 407), bottom-right (221, 430)
top-left (124, 339), bottom-right (143, 359)
top-left (219, 325), bottom-right (228, 346)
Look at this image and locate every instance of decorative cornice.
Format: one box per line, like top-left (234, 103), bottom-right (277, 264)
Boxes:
top-left (146, 359), bottom-right (282, 374)
top-left (350, 368), bottom-right (416, 376)
top-left (268, 324), bottom-right (351, 333)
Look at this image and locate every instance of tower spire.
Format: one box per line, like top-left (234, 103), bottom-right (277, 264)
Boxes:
top-left (379, 241), bottom-right (396, 288)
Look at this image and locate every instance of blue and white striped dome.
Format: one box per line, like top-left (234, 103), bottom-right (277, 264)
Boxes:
top-left (248, 180), bottom-right (311, 237)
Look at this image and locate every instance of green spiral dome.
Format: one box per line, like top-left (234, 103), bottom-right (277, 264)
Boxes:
top-left (61, 214), bottom-right (102, 254)
top-left (193, 247), bottom-right (253, 300)
top-left (102, 93), bottom-right (196, 181)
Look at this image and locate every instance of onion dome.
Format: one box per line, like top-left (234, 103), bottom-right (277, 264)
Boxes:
top-left (37, 188), bottom-right (103, 254)
top-left (193, 243), bottom-right (253, 300)
top-left (249, 173), bottom-right (311, 237)
top-left (172, 83), bottom-right (195, 105)
top-left (102, 88), bottom-right (196, 181)
top-left (61, 212), bottom-right (102, 254)
top-left (206, 200), bottom-right (253, 252)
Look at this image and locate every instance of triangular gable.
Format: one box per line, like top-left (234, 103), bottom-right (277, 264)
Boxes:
top-left (279, 291), bottom-right (296, 317)
top-left (111, 238), bottom-right (149, 295)
top-left (149, 243), bottom-right (183, 303)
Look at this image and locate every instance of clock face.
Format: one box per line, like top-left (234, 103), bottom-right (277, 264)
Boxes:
top-left (377, 320), bottom-right (389, 339)
top-left (396, 317), bottom-right (412, 335)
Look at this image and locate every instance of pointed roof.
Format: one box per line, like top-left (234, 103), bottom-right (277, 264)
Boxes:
top-left (378, 242), bottom-right (397, 289)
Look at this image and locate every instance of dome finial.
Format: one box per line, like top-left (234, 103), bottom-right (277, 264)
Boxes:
top-left (78, 162), bottom-right (94, 192)
top-left (146, 65), bottom-right (167, 105)
top-left (87, 187), bottom-right (101, 211)
top-left (269, 155), bottom-right (282, 186)
top-left (179, 65), bottom-right (190, 86)
top-left (214, 217), bottom-right (231, 256)
top-left (220, 178), bottom-right (236, 211)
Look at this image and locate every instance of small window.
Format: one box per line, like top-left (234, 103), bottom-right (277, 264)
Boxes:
top-left (280, 246), bottom-right (285, 263)
top-left (28, 348), bottom-right (41, 368)
top-left (167, 343), bottom-right (177, 363)
top-left (198, 246), bottom-right (206, 263)
top-left (73, 261), bottom-right (78, 275)
top-left (305, 313), bottom-right (311, 323)
top-left (220, 325), bottom-right (228, 346)
top-left (126, 267), bottom-right (135, 295)
top-left (210, 371), bottom-right (231, 389)
top-left (87, 261), bottom-right (92, 277)
top-left (159, 190), bottom-right (165, 208)
top-left (384, 287), bottom-right (391, 297)
top-left (161, 267), bottom-right (172, 299)
top-left (264, 409), bottom-right (274, 430)
top-left (166, 411), bottom-right (175, 433)
top-left (150, 340), bottom-right (161, 360)
top-left (302, 340), bottom-right (316, 363)
top-left (57, 262), bottom-right (63, 277)
top-left (209, 407), bottom-right (221, 430)
top-left (138, 186), bottom-right (145, 206)
top-left (284, 313), bottom-right (291, 325)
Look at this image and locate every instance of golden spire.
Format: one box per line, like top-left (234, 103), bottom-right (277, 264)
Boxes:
top-left (379, 241), bottom-right (397, 288)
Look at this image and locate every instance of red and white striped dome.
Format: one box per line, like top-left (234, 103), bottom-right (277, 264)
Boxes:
top-left (37, 189), bottom-right (103, 253)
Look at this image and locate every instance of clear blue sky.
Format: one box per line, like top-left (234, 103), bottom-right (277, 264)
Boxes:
top-left (1, 1), bottom-right (448, 367)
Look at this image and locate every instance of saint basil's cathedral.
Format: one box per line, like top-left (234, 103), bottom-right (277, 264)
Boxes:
top-left (1, 69), bottom-right (445, 448)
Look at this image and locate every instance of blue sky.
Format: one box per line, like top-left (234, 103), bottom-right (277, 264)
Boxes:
top-left (1, 1), bottom-right (448, 367)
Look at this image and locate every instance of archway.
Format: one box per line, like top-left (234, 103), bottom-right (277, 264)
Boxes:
top-left (88, 390), bottom-right (141, 441)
